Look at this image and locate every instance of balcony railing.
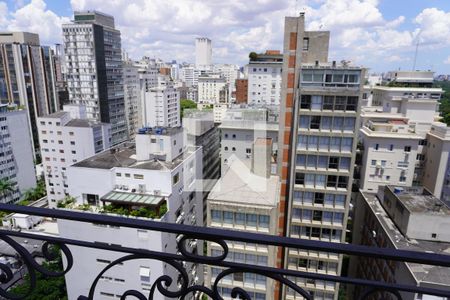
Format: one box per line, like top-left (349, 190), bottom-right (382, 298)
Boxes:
top-left (0, 203), bottom-right (449, 300)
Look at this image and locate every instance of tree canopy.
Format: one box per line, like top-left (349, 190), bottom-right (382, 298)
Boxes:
top-left (436, 81), bottom-right (450, 125)
top-left (180, 99), bottom-right (197, 118)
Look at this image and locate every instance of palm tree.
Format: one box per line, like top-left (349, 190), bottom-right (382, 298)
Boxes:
top-left (0, 179), bottom-right (15, 201)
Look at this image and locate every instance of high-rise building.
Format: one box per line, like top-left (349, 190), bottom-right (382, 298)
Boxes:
top-left (247, 50), bottom-right (283, 105)
top-left (0, 32), bottom-right (59, 156)
top-left (206, 138), bottom-right (279, 300)
top-left (198, 74), bottom-right (228, 104)
top-left (0, 105), bottom-right (36, 203)
top-left (180, 64), bottom-right (200, 88)
top-left (61, 127), bottom-right (203, 299)
top-left (37, 105), bottom-right (111, 207)
top-left (277, 14), bottom-right (363, 300)
top-left (123, 62), bottom-right (141, 138)
top-left (183, 109), bottom-right (221, 223)
top-left (141, 76), bottom-right (180, 128)
top-left (195, 37), bottom-right (212, 69)
top-left (62, 11), bottom-right (128, 145)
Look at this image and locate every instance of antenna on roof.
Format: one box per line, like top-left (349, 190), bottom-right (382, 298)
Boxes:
top-left (412, 30), bottom-right (422, 71)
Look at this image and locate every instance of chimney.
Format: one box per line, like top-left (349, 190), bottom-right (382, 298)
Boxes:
top-left (251, 138), bottom-right (272, 178)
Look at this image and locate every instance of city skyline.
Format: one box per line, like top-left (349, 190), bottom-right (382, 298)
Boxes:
top-left (0, 0), bottom-right (449, 73)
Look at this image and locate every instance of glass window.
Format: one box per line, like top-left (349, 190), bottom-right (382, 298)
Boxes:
top-left (344, 118), bottom-right (355, 131)
top-left (257, 256), bottom-right (268, 266)
top-left (323, 96), bottom-right (334, 110)
top-left (223, 211), bottom-right (234, 224)
top-left (299, 115), bottom-right (310, 129)
top-left (259, 215), bottom-right (270, 228)
top-left (316, 175), bottom-right (326, 188)
top-left (298, 135), bottom-right (308, 150)
top-left (340, 157), bottom-right (351, 170)
top-left (301, 95), bottom-right (311, 109)
top-left (293, 191), bottom-right (303, 203)
top-left (346, 96), bottom-right (358, 111)
top-left (303, 192), bottom-right (313, 205)
top-left (335, 195), bottom-right (345, 207)
top-left (338, 176), bottom-right (348, 188)
top-left (319, 136), bottom-right (329, 151)
top-left (212, 210), bottom-right (221, 222)
top-left (311, 95), bottom-right (322, 110)
top-left (318, 156), bottom-right (328, 169)
top-left (296, 155), bottom-right (306, 167)
top-left (323, 211), bottom-right (333, 223)
top-left (245, 273), bottom-right (256, 285)
top-left (308, 136), bottom-right (318, 150)
top-left (305, 174), bottom-right (315, 186)
top-left (302, 209), bottom-right (312, 221)
top-left (307, 155), bottom-right (317, 168)
top-left (256, 274), bottom-right (266, 286)
top-left (333, 212), bottom-right (344, 225)
top-left (333, 74), bottom-right (344, 83)
top-left (330, 137), bottom-right (341, 151)
top-left (332, 117), bottom-right (344, 131)
top-left (324, 194), bottom-right (334, 206)
top-left (321, 117), bottom-right (332, 130)
top-left (235, 213), bottom-right (245, 225)
top-left (310, 116), bottom-right (321, 129)
top-left (246, 214), bottom-right (257, 226)
top-left (335, 96), bottom-right (346, 110)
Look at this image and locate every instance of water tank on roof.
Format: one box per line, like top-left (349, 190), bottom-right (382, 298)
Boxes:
top-left (393, 187), bottom-right (404, 194)
top-left (138, 128), bottom-right (146, 134)
top-left (155, 127), bottom-right (163, 135)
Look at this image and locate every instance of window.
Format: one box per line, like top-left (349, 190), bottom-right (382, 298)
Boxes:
top-left (246, 148), bottom-right (251, 154)
top-left (134, 174), bottom-right (144, 179)
top-left (432, 233), bottom-right (437, 238)
top-left (173, 173), bottom-right (179, 185)
top-left (310, 116), bottom-right (321, 129)
top-left (235, 213), bottom-right (245, 225)
top-left (327, 175), bottom-right (337, 188)
top-left (224, 146), bottom-right (228, 151)
top-left (323, 96), bottom-right (334, 110)
top-left (259, 215), bottom-right (270, 228)
top-left (371, 160), bottom-right (376, 166)
top-left (389, 144), bottom-right (394, 151)
top-left (346, 97), bottom-right (358, 111)
top-left (211, 210), bottom-right (221, 222)
top-left (70, 141), bottom-right (75, 145)
top-left (419, 139), bottom-right (427, 146)
top-left (302, 37), bottom-right (309, 50)
top-left (139, 266), bottom-right (150, 282)
top-left (295, 173), bottom-right (305, 185)
top-left (334, 96), bottom-right (346, 110)
top-left (58, 140), bottom-right (63, 144)
top-left (224, 211), bottom-right (234, 224)
top-left (232, 134), bottom-right (236, 139)
top-left (301, 95), bottom-right (311, 109)
top-left (329, 157), bottom-right (339, 169)
top-left (314, 193), bottom-right (324, 205)
top-left (246, 214), bottom-right (257, 226)
top-left (224, 134), bottom-right (228, 138)
top-left (337, 176), bottom-right (348, 188)
top-left (232, 147), bottom-right (236, 152)
top-left (404, 146), bottom-right (411, 152)
top-left (375, 143), bottom-right (379, 150)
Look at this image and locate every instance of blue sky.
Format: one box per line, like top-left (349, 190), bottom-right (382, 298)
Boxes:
top-left (1, 0), bottom-right (450, 74)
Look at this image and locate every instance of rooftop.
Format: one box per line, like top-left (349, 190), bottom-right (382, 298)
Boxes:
top-left (42, 111), bottom-right (68, 119)
top-left (65, 119), bottom-right (103, 128)
top-left (72, 142), bottom-right (195, 170)
top-left (362, 192), bottom-right (450, 286)
top-left (208, 159), bottom-right (279, 207)
top-left (386, 185), bottom-right (450, 216)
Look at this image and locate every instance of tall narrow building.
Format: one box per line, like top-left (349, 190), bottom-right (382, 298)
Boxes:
top-left (195, 37), bottom-right (212, 69)
top-left (62, 11), bottom-right (128, 145)
top-left (277, 14), bottom-right (364, 300)
top-left (0, 32), bottom-right (59, 156)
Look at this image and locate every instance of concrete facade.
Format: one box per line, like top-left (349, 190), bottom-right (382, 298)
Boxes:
top-left (37, 105), bottom-right (111, 207)
top-left (62, 11), bottom-right (128, 145)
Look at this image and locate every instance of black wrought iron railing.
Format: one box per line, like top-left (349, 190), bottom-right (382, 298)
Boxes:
top-left (0, 203), bottom-right (449, 300)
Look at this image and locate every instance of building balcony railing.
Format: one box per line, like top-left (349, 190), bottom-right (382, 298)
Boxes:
top-left (0, 203), bottom-right (449, 300)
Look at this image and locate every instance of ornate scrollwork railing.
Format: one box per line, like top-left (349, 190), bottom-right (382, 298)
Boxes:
top-left (0, 203), bottom-right (449, 300)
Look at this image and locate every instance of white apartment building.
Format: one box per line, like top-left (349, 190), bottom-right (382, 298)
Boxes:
top-left (61, 127), bottom-right (203, 299)
top-left (198, 74), bottom-right (228, 104)
top-left (359, 71), bottom-right (444, 194)
top-left (62, 11), bottom-right (128, 145)
top-left (180, 64), bottom-right (200, 88)
top-left (213, 64), bottom-right (240, 102)
top-left (37, 105), bottom-right (111, 207)
top-left (247, 53), bottom-right (283, 106)
top-left (195, 37), bottom-right (212, 69)
top-left (0, 105), bottom-right (36, 203)
top-left (123, 63), bottom-right (141, 138)
top-left (220, 109), bottom-right (278, 174)
top-left (141, 77), bottom-right (180, 128)
top-left (207, 138), bottom-right (279, 300)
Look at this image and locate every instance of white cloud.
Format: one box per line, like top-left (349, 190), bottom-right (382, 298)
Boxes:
top-left (444, 56), bottom-right (450, 65)
top-left (0, 0), bottom-right (69, 46)
top-left (0, 0), bottom-right (448, 72)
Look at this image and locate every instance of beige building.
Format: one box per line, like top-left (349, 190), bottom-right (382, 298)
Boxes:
top-left (277, 14), bottom-right (363, 300)
top-left (350, 186), bottom-right (450, 300)
top-left (358, 71), bottom-right (448, 199)
top-left (206, 138), bottom-right (279, 300)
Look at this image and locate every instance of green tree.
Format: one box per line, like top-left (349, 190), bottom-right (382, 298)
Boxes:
top-left (436, 81), bottom-right (450, 126)
top-left (0, 179), bottom-right (15, 199)
top-left (180, 99), bottom-right (197, 119)
top-left (249, 51), bottom-right (258, 61)
top-left (9, 259), bottom-right (67, 299)
top-left (22, 180), bottom-right (46, 203)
